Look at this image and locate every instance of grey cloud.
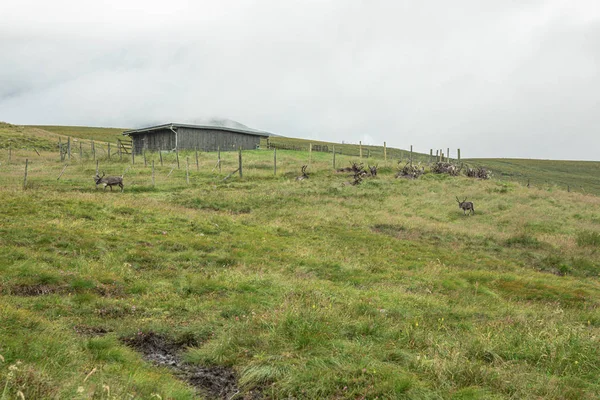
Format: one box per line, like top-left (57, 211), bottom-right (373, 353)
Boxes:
top-left (0, 0), bottom-right (598, 159)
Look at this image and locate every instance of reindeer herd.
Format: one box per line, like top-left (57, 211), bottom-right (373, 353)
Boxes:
top-left (93, 162), bottom-right (476, 216)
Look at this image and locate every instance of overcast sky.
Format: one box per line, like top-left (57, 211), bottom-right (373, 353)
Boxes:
top-left (1, 1), bottom-right (598, 160)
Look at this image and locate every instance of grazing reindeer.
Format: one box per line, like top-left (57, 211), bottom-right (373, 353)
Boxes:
top-left (456, 197), bottom-right (474, 215)
top-left (95, 172), bottom-right (124, 192)
top-left (296, 165), bottom-right (309, 181)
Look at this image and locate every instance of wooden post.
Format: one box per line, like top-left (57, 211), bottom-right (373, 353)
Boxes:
top-left (58, 137), bottom-right (61, 160)
top-left (176, 147), bottom-right (180, 169)
top-left (118, 140), bottom-right (122, 160)
top-left (67, 137), bottom-right (71, 160)
top-left (332, 145), bottom-right (336, 169)
top-left (57, 164), bottom-right (68, 180)
top-left (79, 142), bottom-right (82, 159)
top-left (447, 148), bottom-right (450, 162)
top-left (23, 159), bottom-right (28, 190)
top-left (144, 150), bottom-right (147, 167)
top-left (218, 146), bottom-right (221, 173)
top-left (429, 149), bottom-right (433, 164)
top-left (152, 160), bottom-right (155, 186)
top-left (131, 143), bottom-right (135, 164)
top-left (410, 145), bottom-right (413, 166)
top-left (186, 157), bottom-right (190, 185)
top-left (92, 139), bottom-right (95, 160)
top-left (96, 160), bottom-right (99, 176)
top-left (309, 143), bottom-right (312, 166)
top-left (238, 147), bottom-right (243, 178)
top-left (273, 148), bottom-right (277, 175)
top-left (384, 142), bottom-right (387, 163)
top-left (159, 151), bottom-right (163, 167)
top-left (195, 147), bottom-right (199, 171)
top-left (359, 141), bottom-right (362, 158)
top-left (458, 148), bottom-right (461, 163)
top-left (108, 142), bottom-right (111, 159)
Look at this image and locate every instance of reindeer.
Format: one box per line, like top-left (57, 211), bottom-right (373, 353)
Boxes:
top-left (368, 164), bottom-right (378, 177)
top-left (296, 165), bottom-right (309, 181)
top-left (456, 197), bottom-right (474, 215)
top-left (94, 172), bottom-right (124, 192)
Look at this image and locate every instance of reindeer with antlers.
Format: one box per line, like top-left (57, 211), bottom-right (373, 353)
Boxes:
top-left (94, 172), bottom-right (124, 192)
top-left (296, 165), bottom-right (309, 181)
top-left (456, 197), bottom-right (475, 215)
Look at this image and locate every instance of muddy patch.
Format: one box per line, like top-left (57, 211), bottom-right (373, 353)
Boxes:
top-left (2, 284), bottom-right (66, 296)
top-left (122, 331), bottom-right (261, 399)
top-left (74, 325), bottom-right (110, 337)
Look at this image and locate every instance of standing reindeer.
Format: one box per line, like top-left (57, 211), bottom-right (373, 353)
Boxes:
top-left (94, 172), bottom-right (124, 192)
top-left (456, 197), bottom-right (474, 215)
top-left (368, 165), bottom-right (378, 176)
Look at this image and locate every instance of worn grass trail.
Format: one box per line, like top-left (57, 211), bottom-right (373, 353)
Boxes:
top-left (0, 146), bottom-right (599, 399)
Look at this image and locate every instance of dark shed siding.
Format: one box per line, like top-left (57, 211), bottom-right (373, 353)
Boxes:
top-left (132, 129), bottom-right (175, 153)
top-left (177, 128), bottom-right (260, 152)
top-left (132, 127), bottom-right (261, 154)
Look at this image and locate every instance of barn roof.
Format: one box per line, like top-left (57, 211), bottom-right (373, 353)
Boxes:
top-left (123, 123), bottom-right (271, 138)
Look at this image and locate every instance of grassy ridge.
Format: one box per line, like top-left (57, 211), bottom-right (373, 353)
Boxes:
top-left (466, 158), bottom-right (600, 196)
top-left (1, 129), bottom-right (600, 399)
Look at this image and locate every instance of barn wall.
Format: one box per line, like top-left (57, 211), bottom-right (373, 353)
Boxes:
top-left (131, 128), bottom-right (264, 154)
top-left (176, 128), bottom-right (262, 152)
top-left (132, 129), bottom-right (175, 154)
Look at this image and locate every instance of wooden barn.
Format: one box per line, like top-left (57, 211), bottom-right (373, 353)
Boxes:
top-left (123, 123), bottom-right (271, 154)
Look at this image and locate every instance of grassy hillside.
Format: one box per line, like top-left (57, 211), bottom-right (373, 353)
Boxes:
top-left (466, 158), bottom-right (600, 196)
top-left (29, 125), bottom-right (126, 144)
top-left (1, 132), bottom-right (599, 399)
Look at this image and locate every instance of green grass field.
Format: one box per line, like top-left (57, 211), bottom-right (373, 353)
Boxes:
top-left (0, 124), bottom-right (599, 399)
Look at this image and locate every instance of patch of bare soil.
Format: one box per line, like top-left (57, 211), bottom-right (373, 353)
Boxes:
top-left (3, 284), bottom-right (66, 296)
top-left (122, 331), bottom-right (262, 399)
top-left (73, 325), bottom-right (110, 337)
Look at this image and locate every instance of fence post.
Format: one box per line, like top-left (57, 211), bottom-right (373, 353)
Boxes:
top-left (79, 142), bottom-right (83, 160)
top-left (152, 160), bottom-right (155, 186)
top-left (108, 142), bottom-right (111, 159)
top-left (218, 146), bottom-right (221, 173)
top-left (274, 148), bottom-right (277, 175)
top-left (92, 139), bottom-right (95, 160)
top-left (96, 160), bottom-right (99, 176)
top-left (131, 142), bottom-right (135, 165)
top-left (447, 147), bottom-right (450, 162)
top-left (186, 157), bottom-right (190, 185)
top-left (195, 147), bottom-right (199, 171)
top-left (384, 142), bottom-right (387, 163)
top-left (238, 147), bottom-right (243, 178)
top-left (429, 149), bottom-right (432, 164)
top-left (332, 145), bottom-right (336, 169)
top-left (67, 137), bottom-right (71, 160)
top-left (144, 150), bottom-right (147, 167)
top-left (23, 159), bottom-right (28, 190)
top-left (457, 148), bottom-right (461, 163)
top-left (159, 151), bottom-right (163, 167)
top-left (410, 145), bottom-right (413, 166)
top-left (118, 139), bottom-right (122, 160)
top-left (176, 147), bottom-right (180, 169)
top-left (309, 143), bottom-right (312, 166)
top-left (58, 137), bottom-right (61, 160)
top-left (359, 141), bottom-right (362, 159)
